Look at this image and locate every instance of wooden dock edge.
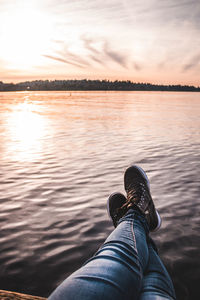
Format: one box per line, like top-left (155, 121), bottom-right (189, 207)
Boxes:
top-left (0, 290), bottom-right (46, 300)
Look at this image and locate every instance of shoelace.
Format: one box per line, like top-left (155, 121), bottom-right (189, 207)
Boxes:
top-left (121, 181), bottom-right (150, 213)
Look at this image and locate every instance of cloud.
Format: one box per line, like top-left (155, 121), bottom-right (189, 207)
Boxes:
top-left (89, 55), bottom-right (104, 65)
top-left (81, 36), bottom-right (100, 56)
top-left (133, 62), bottom-right (141, 71)
top-left (182, 53), bottom-right (200, 71)
top-left (43, 41), bottom-right (93, 69)
top-left (44, 36), bottom-right (135, 71)
top-left (103, 41), bottom-right (127, 68)
top-left (58, 46), bottom-right (91, 67)
top-left (43, 54), bottom-right (85, 68)
top-left (81, 36), bottom-right (129, 68)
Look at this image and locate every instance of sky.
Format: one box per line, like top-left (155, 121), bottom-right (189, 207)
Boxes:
top-left (0, 0), bottom-right (200, 85)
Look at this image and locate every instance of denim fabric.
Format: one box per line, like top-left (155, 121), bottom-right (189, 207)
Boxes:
top-left (49, 209), bottom-right (176, 300)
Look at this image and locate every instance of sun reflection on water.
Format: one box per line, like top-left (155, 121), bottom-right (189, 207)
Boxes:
top-left (6, 100), bottom-right (47, 162)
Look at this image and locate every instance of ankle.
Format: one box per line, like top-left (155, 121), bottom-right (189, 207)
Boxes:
top-left (126, 204), bottom-right (146, 217)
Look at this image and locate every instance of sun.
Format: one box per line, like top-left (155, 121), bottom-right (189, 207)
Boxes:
top-left (0, 2), bottom-right (54, 70)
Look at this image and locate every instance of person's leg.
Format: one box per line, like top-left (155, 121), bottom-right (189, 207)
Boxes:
top-left (48, 208), bottom-right (149, 300)
top-left (139, 239), bottom-right (176, 300)
top-left (49, 165), bottom-right (171, 300)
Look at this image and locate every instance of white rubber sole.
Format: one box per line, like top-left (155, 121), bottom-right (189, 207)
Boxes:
top-left (152, 210), bottom-right (162, 232)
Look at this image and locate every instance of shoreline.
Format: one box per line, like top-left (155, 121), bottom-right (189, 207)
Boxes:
top-left (1, 79), bottom-right (199, 92)
top-left (0, 89), bottom-right (200, 93)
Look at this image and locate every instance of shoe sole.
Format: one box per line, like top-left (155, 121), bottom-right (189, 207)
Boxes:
top-left (125, 165), bottom-right (162, 232)
top-left (153, 210), bottom-right (162, 232)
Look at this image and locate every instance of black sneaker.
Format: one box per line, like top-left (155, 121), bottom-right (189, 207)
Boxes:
top-left (124, 165), bottom-right (161, 232)
top-left (107, 192), bottom-right (127, 227)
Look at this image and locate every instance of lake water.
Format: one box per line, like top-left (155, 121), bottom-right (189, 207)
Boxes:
top-left (0, 91), bottom-right (199, 299)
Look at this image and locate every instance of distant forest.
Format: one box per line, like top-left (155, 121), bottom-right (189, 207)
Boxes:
top-left (0, 79), bottom-right (200, 92)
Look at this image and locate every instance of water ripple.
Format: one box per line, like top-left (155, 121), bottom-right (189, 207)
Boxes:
top-left (0, 91), bottom-right (200, 299)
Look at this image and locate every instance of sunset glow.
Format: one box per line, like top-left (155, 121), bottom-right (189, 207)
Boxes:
top-left (0, 0), bottom-right (200, 85)
top-left (1, 2), bottom-right (53, 70)
top-left (6, 100), bottom-right (48, 161)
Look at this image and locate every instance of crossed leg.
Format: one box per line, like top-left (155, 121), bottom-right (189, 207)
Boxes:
top-left (139, 240), bottom-right (176, 300)
top-left (49, 209), bottom-right (175, 300)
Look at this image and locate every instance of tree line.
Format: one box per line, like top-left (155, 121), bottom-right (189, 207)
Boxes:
top-left (0, 79), bottom-right (199, 92)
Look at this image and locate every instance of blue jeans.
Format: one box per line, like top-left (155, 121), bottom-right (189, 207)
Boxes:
top-left (49, 209), bottom-right (176, 300)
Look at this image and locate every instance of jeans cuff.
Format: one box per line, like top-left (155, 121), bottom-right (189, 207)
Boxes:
top-left (117, 208), bottom-right (150, 234)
